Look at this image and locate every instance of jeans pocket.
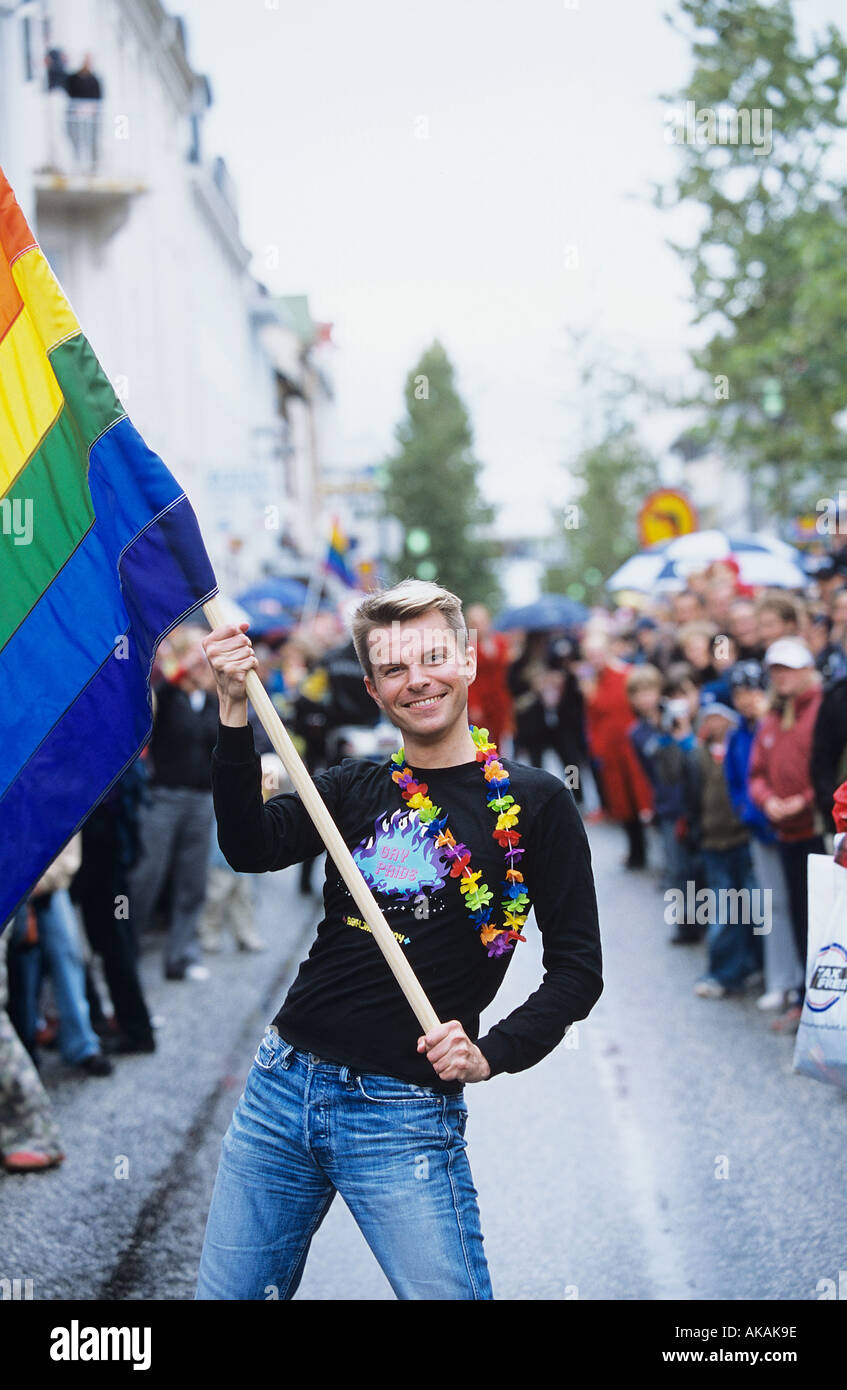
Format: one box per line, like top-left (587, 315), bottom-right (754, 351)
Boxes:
top-left (253, 1026), bottom-right (287, 1073)
top-left (444, 1094), bottom-right (468, 1140)
top-left (355, 1073), bottom-right (441, 1104)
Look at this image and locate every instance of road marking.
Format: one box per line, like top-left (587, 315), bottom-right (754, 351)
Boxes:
top-left (589, 1016), bottom-right (692, 1300)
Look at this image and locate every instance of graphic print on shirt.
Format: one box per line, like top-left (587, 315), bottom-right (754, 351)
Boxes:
top-left (353, 807), bottom-right (450, 897)
top-left (345, 807), bottom-right (452, 947)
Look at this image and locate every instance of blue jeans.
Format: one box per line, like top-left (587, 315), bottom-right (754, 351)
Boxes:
top-left (702, 844), bottom-right (763, 989)
top-left (8, 892), bottom-right (101, 1065)
top-left (195, 1028), bottom-right (493, 1300)
top-left (657, 815), bottom-right (685, 894)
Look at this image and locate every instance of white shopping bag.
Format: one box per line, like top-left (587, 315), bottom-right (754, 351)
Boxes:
top-left (793, 854), bottom-right (847, 1091)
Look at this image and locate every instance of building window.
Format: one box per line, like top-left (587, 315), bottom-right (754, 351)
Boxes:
top-left (22, 14), bottom-right (34, 82)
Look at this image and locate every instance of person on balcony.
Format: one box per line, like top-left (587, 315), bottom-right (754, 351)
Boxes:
top-left (65, 54), bottom-right (103, 173)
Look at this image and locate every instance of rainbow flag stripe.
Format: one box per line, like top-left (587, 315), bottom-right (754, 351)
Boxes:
top-left (0, 169), bottom-right (217, 927)
top-left (325, 518), bottom-right (356, 587)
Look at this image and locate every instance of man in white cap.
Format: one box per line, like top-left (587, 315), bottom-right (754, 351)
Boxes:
top-left (748, 638), bottom-right (824, 1032)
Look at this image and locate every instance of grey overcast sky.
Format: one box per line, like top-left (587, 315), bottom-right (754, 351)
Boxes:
top-left (175, 0), bottom-right (844, 536)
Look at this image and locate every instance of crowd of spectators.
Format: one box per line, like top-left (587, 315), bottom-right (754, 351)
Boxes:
top-left (497, 564), bottom-right (847, 1043)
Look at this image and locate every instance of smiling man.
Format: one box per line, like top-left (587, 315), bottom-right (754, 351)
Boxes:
top-left (195, 579), bottom-right (602, 1301)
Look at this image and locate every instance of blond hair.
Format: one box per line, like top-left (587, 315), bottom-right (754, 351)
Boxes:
top-left (677, 620), bottom-right (719, 646)
top-left (626, 663), bottom-right (663, 697)
top-left (351, 578), bottom-right (467, 678)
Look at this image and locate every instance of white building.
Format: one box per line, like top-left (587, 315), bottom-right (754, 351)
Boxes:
top-left (0, 0), bottom-right (331, 595)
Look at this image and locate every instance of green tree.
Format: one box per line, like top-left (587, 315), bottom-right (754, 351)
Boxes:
top-left (657, 0), bottom-right (847, 515)
top-left (543, 425), bottom-right (660, 605)
top-left (382, 341), bottom-right (501, 607)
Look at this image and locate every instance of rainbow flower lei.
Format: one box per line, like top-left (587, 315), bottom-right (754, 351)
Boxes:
top-left (390, 726), bottom-right (531, 957)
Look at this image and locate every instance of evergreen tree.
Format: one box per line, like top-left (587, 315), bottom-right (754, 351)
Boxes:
top-left (382, 341), bottom-right (501, 607)
top-left (657, 0), bottom-right (847, 514)
top-left (543, 425), bottom-right (660, 604)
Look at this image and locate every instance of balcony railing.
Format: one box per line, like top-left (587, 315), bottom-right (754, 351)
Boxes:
top-left (35, 92), bottom-right (149, 190)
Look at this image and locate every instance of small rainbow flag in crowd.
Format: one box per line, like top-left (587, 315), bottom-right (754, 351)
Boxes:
top-left (0, 168), bottom-right (217, 928)
top-left (324, 517), bottom-right (356, 587)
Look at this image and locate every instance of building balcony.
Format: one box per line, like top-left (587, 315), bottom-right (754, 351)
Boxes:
top-left (33, 94), bottom-right (148, 211)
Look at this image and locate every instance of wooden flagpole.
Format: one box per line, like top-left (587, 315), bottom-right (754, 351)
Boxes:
top-left (202, 596), bottom-right (441, 1034)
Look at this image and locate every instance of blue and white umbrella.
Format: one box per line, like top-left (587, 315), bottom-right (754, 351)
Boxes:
top-left (607, 531), bottom-right (807, 593)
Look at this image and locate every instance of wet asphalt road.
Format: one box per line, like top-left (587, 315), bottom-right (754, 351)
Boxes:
top-left (3, 823), bottom-right (847, 1302)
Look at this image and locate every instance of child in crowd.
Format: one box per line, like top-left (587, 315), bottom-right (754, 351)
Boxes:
top-left (627, 666), bottom-right (695, 935)
top-left (684, 694), bottom-right (763, 998)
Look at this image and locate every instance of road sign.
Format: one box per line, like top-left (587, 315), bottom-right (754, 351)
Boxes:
top-left (638, 489), bottom-right (698, 547)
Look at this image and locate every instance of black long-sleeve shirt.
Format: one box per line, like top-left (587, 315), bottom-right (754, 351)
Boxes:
top-left (149, 684), bottom-right (219, 790)
top-left (212, 722), bottom-right (603, 1092)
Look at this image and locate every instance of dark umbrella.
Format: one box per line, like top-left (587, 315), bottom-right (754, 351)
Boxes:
top-left (238, 608), bottom-right (297, 639)
top-left (235, 580), bottom-right (305, 639)
top-left (237, 576), bottom-right (310, 610)
top-left (494, 595), bottom-right (588, 632)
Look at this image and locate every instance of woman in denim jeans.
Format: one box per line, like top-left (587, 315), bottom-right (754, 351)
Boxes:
top-left (196, 580), bottom-right (603, 1300)
top-left (7, 836), bottom-right (112, 1075)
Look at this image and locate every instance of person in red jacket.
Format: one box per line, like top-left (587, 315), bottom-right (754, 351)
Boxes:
top-left (748, 638), bottom-right (824, 1032)
top-left (580, 630), bottom-right (653, 867)
top-left (465, 605), bottom-right (514, 748)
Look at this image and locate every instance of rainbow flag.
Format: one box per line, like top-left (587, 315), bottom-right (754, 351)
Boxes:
top-left (324, 517), bottom-right (356, 587)
top-left (0, 169), bottom-right (217, 928)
